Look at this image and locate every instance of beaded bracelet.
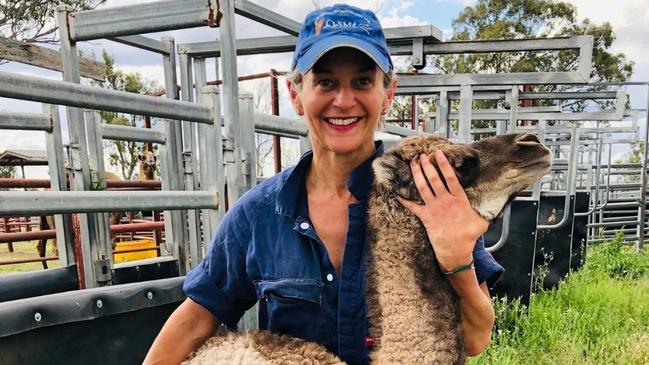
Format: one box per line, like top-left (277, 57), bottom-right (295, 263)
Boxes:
top-left (443, 258), bottom-right (475, 276)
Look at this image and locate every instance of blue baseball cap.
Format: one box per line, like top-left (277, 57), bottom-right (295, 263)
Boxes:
top-left (291, 4), bottom-right (393, 74)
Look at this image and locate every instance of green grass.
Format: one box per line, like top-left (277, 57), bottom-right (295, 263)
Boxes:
top-left (470, 232), bottom-right (649, 365)
top-left (0, 240), bottom-right (60, 275)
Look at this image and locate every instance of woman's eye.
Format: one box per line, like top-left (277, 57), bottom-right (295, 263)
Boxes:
top-left (316, 79), bottom-right (334, 89)
top-left (354, 77), bottom-right (372, 88)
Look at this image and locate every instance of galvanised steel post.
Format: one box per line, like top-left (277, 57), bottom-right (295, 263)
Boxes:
top-left (179, 52), bottom-right (202, 271)
top-left (637, 84), bottom-right (649, 251)
top-left (44, 104), bottom-right (75, 267)
top-left (57, 5), bottom-right (103, 288)
top-left (458, 84), bottom-right (472, 143)
top-left (200, 86), bottom-right (224, 261)
top-left (220, 0), bottom-right (244, 205)
top-left (239, 92), bottom-right (257, 191)
top-left (436, 90), bottom-right (449, 138)
top-left (84, 110), bottom-right (114, 272)
top-left (161, 36), bottom-right (189, 272)
top-left (508, 86), bottom-right (519, 133)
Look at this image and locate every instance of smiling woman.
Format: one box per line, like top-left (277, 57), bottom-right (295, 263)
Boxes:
top-left (145, 4), bottom-right (502, 365)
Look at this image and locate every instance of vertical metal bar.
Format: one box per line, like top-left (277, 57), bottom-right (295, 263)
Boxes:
top-left (44, 104), bottom-right (74, 266)
top-left (637, 84), bottom-right (649, 251)
top-left (85, 110), bottom-right (114, 273)
top-left (57, 6), bottom-right (101, 288)
top-left (531, 120), bottom-right (546, 201)
top-left (508, 86), bottom-right (519, 133)
top-left (436, 91), bottom-right (448, 137)
top-left (220, 0), bottom-right (244, 205)
top-left (194, 56), bottom-right (213, 259)
top-left (200, 86), bottom-right (224, 256)
top-left (161, 36), bottom-right (188, 272)
top-left (271, 69), bottom-right (282, 174)
top-left (411, 95), bottom-right (417, 130)
top-left (239, 93), bottom-right (257, 190)
top-left (179, 52), bottom-right (202, 270)
top-left (458, 84), bottom-right (472, 143)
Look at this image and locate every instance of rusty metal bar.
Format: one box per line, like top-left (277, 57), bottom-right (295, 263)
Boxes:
top-left (270, 69), bottom-right (282, 174)
top-left (0, 256), bottom-right (58, 266)
top-left (0, 178), bottom-right (161, 189)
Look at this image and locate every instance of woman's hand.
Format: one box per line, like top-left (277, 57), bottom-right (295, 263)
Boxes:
top-left (397, 150), bottom-right (488, 271)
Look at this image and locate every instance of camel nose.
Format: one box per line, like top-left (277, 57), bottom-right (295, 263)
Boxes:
top-left (516, 133), bottom-right (541, 146)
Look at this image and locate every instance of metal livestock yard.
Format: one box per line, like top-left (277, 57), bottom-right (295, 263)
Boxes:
top-left (0, 1), bottom-right (647, 363)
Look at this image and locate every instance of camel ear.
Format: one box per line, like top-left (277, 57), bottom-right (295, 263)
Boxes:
top-left (442, 145), bottom-right (480, 188)
top-left (372, 153), bottom-right (408, 191)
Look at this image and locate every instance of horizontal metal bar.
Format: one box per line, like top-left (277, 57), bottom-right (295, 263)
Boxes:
top-left (179, 35), bottom-right (296, 57)
top-left (520, 91), bottom-right (618, 100)
top-left (253, 113), bottom-right (307, 137)
top-left (423, 36), bottom-right (590, 54)
top-left (0, 112), bottom-right (51, 131)
top-left (588, 220), bottom-right (640, 228)
top-left (101, 124), bottom-right (167, 144)
top-left (234, 0), bottom-right (301, 36)
top-left (0, 71), bottom-right (212, 124)
top-left (109, 35), bottom-right (171, 55)
top-left (69, 0), bottom-right (214, 41)
top-left (0, 191), bottom-right (217, 216)
top-left (383, 25), bottom-right (443, 42)
top-left (384, 124), bottom-right (424, 137)
top-left (178, 26), bottom-right (444, 57)
top-left (398, 71), bottom-right (586, 87)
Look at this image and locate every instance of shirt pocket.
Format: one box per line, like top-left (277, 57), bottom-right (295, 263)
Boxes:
top-left (254, 278), bottom-right (329, 342)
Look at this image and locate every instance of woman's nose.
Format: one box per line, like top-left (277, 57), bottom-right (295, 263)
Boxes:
top-left (332, 87), bottom-right (356, 109)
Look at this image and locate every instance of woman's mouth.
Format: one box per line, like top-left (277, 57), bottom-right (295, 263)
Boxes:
top-left (324, 117), bottom-right (362, 131)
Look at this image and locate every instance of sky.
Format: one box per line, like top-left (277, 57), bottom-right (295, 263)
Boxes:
top-left (1, 0), bottom-right (648, 178)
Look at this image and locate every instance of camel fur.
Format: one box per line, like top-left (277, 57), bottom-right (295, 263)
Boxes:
top-left (184, 133), bottom-right (551, 364)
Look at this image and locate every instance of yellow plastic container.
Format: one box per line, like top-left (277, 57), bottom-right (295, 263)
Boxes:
top-left (113, 240), bottom-right (157, 263)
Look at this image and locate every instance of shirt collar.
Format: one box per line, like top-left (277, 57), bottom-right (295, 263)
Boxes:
top-left (276, 141), bottom-right (385, 218)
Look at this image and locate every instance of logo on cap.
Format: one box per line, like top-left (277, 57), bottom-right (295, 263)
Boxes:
top-left (315, 18), bottom-right (324, 35)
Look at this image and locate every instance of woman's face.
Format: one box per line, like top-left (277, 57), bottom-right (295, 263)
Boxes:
top-left (288, 47), bottom-right (396, 159)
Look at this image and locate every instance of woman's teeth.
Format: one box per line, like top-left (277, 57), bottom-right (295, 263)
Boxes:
top-left (327, 117), bottom-right (359, 126)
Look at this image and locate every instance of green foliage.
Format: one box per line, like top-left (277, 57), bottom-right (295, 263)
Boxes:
top-left (470, 234), bottom-right (649, 364)
top-left (0, 165), bottom-right (15, 178)
top-left (586, 230), bottom-right (649, 280)
top-left (92, 50), bottom-right (159, 179)
top-left (0, 0), bottom-right (105, 43)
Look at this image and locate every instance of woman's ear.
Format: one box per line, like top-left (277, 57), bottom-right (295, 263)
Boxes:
top-left (286, 79), bottom-right (303, 115)
top-left (382, 78), bottom-right (397, 114)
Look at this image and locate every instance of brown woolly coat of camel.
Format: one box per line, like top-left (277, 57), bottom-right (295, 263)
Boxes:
top-left (183, 133), bottom-right (551, 365)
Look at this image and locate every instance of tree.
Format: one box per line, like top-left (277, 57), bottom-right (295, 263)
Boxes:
top-left (0, 165), bottom-right (15, 178)
top-left (92, 50), bottom-right (158, 179)
top-left (0, 0), bottom-right (105, 44)
top-left (436, 0), bottom-right (633, 102)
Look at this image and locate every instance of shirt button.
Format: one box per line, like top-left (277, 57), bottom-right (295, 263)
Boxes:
top-left (300, 222), bottom-right (310, 230)
top-left (326, 273), bottom-right (334, 282)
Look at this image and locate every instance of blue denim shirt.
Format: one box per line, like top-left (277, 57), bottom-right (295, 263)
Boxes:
top-left (184, 141), bottom-right (504, 365)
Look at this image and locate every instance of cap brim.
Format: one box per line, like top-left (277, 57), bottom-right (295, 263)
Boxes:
top-left (296, 35), bottom-right (392, 74)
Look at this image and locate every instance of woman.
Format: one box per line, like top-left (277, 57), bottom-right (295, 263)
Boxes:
top-left (144, 4), bottom-right (502, 365)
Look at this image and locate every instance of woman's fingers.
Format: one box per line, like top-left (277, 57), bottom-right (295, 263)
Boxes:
top-left (433, 150), bottom-right (466, 197)
top-left (411, 157), bottom-right (436, 204)
top-left (419, 153), bottom-right (449, 197)
top-left (396, 196), bottom-right (424, 218)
